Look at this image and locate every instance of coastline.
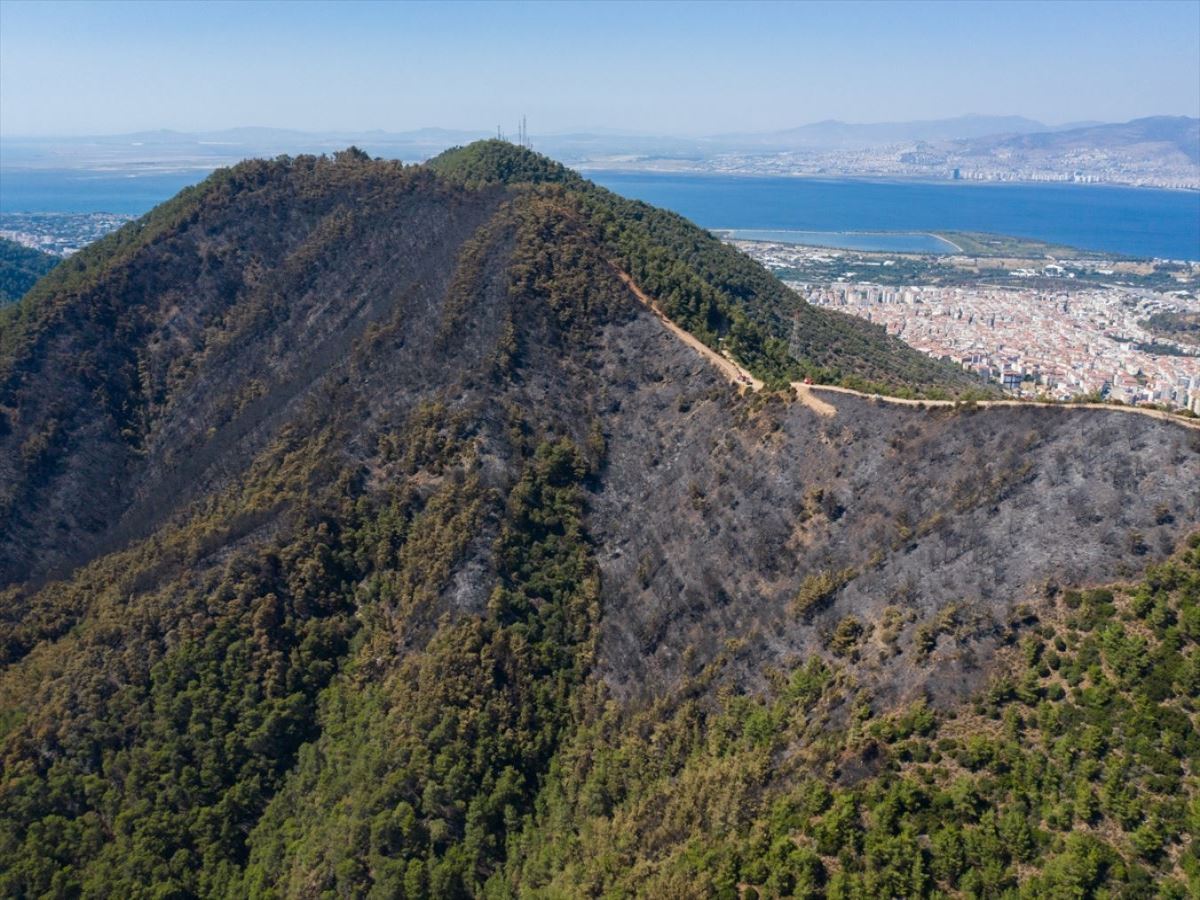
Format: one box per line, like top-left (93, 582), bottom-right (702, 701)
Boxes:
top-left (579, 165), bottom-right (1200, 194)
top-left (717, 228), bottom-right (963, 255)
top-left (590, 173), bottom-right (1200, 261)
top-left (3, 165), bottom-right (1198, 260)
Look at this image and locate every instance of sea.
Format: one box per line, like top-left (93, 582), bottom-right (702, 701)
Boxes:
top-left (0, 169), bottom-right (208, 217)
top-left (2, 166), bottom-right (1198, 260)
top-left (588, 173), bottom-right (1200, 261)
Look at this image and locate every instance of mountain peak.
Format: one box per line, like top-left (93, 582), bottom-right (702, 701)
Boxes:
top-left (428, 139), bottom-right (581, 186)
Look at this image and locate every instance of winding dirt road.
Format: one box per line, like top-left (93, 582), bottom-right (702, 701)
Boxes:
top-left (613, 269), bottom-right (763, 392)
top-left (806, 385), bottom-right (1200, 430)
top-left (614, 266), bottom-right (1200, 431)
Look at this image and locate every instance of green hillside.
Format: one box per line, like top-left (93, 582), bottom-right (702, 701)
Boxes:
top-left (499, 535), bottom-right (1200, 897)
top-left (432, 141), bottom-right (987, 396)
top-left (0, 238), bottom-right (58, 305)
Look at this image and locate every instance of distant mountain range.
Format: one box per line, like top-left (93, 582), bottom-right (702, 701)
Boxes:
top-left (0, 126), bottom-right (495, 170)
top-left (710, 114), bottom-right (1107, 149)
top-left (960, 116), bottom-right (1200, 166)
top-left (2, 115), bottom-right (1197, 188)
top-left (595, 116), bottom-right (1200, 189)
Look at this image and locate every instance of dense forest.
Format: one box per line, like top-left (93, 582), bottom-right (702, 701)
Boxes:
top-left (0, 141), bottom-right (1195, 897)
top-left (0, 238), bottom-right (58, 305)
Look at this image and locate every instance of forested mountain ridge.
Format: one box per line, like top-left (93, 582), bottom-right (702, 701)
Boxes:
top-left (0, 143), bottom-right (984, 590)
top-left (431, 143), bottom-right (988, 396)
top-left (0, 142), bottom-right (1196, 897)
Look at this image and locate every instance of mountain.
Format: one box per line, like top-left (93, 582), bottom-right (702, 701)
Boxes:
top-left (7, 116), bottom-right (1193, 190)
top-left (0, 142), bottom-right (1197, 897)
top-left (719, 114), bottom-right (1054, 149)
top-left (961, 115), bottom-right (1200, 166)
top-left (0, 144), bottom-right (987, 588)
top-left (0, 238), bottom-right (58, 304)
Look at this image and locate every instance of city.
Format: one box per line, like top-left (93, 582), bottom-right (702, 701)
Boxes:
top-left (599, 143), bottom-right (1200, 190)
top-left (732, 238), bottom-right (1200, 412)
top-left (0, 211), bottom-right (134, 256)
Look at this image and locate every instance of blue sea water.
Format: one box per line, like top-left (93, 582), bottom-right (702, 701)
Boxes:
top-left (2, 166), bottom-right (1198, 260)
top-left (589, 173), bottom-right (1200, 261)
top-left (0, 169), bottom-right (208, 216)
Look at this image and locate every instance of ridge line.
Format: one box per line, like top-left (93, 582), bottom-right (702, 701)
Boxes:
top-left (612, 263), bottom-right (1200, 430)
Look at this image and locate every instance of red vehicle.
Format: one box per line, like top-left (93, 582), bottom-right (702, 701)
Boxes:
top-left (803, 376), bottom-right (813, 385)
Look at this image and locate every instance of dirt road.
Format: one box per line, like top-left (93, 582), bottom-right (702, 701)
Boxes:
top-left (615, 266), bottom-right (1200, 431)
top-left (807, 384), bottom-right (1200, 430)
top-left (613, 269), bottom-right (763, 392)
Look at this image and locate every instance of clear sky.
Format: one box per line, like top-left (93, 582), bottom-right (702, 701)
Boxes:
top-left (1, 0), bottom-right (1197, 137)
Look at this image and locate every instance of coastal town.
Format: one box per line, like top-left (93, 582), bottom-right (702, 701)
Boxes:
top-left (635, 144), bottom-right (1200, 191)
top-left (733, 239), bottom-right (1200, 412)
top-left (0, 211), bottom-right (134, 256)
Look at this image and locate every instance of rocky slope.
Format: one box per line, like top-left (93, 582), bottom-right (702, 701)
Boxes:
top-left (0, 142), bottom-right (1196, 897)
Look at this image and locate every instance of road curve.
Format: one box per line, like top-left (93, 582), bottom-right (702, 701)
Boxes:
top-left (615, 266), bottom-right (1200, 431)
top-left (613, 268), bottom-right (763, 392)
top-left (808, 384), bottom-right (1200, 430)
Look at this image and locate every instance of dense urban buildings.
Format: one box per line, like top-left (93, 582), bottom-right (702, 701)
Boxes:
top-left (644, 144), bottom-right (1200, 190)
top-left (734, 240), bottom-right (1200, 412)
top-left (0, 212), bottom-right (134, 256)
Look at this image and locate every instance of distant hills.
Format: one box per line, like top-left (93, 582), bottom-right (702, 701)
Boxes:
top-left (0, 126), bottom-right (495, 171)
top-left (1, 114), bottom-right (1192, 162)
top-left (3, 115), bottom-right (1197, 189)
top-left (712, 114), bottom-right (1100, 149)
top-left (961, 115), bottom-right (1200, 165)
top-left (593, 116), bottom-right (1200, 189)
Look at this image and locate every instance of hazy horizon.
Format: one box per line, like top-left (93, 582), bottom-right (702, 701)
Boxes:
top-left (1, 0), bottom-right (1197, 139)
top-left (5, 113), bottom-right (1190, 143)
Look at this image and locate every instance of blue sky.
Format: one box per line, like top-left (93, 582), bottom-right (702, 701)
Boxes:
top-left (1, 0), bottom-right (1197, 136)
